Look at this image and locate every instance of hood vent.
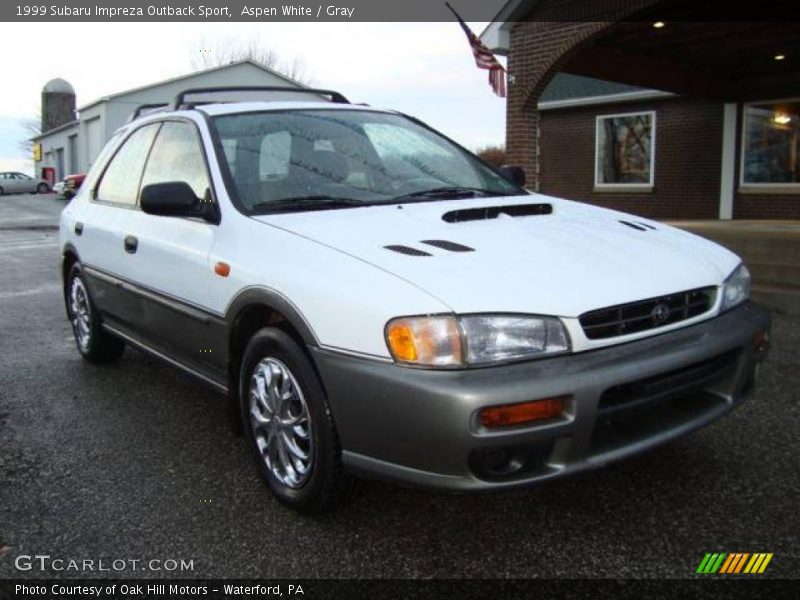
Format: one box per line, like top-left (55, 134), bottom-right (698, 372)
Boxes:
top-left (421, 239), bottom-right (475, 252)
top-left (620, 220), bottom-right (657, 231)
top-left (442, 203), bottom-right (552, 223)
top-left (384, 244), bottom-right (432, 256)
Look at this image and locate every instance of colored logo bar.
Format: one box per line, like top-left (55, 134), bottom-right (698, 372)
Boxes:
top-left (696, 553), bottom-right (773, 574)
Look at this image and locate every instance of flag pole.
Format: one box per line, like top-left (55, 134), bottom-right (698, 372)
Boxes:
top-left (444, 1), bottom-right (507, 98)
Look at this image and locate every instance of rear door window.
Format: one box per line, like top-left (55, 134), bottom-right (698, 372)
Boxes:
top-left (96, 124), bottom-right (159, 206)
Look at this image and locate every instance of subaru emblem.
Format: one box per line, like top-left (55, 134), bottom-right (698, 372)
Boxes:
top-left (651, 303), bottom-right (670, 325)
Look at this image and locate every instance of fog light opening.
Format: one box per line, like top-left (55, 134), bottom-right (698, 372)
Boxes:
top-left (753, 330), bottom-right (770, 361)
top-left (479, 395), bottom-right (569, 428)
top-left (471, 447), bottom-right (521, 478)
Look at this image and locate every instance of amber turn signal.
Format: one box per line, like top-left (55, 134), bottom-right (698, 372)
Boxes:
top-left (385, 316), bottom-right (463, 366)
top-left (753, 329), bottom-right (770, 360)
top-left (214, 262), bottom-right (230, 277)
top-left (479, 396), bottom-right (568, 428)
top-left (386, 322), bottom-right (418, 362)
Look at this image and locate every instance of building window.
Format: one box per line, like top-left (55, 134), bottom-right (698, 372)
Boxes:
top-left (741, 100), bottom-right (800, 190)
top-left (595, 111), bottom-right (655, 190)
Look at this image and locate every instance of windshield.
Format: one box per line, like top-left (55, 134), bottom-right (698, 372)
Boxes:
top-left (212, 109), bottom-right (521, 214)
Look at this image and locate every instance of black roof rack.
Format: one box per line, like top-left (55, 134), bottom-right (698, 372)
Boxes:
top-left (171, 86), bottom-right (349, 110)
top-left (129, 103), bottom-right (169, 121)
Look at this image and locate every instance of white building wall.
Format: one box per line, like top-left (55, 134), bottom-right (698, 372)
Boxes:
top-left (35, 122), bottom-right (79, 180)
top-left (76, 104), bottom-right (103, 173)
top-left (35, 61), bottom-right (311, 177)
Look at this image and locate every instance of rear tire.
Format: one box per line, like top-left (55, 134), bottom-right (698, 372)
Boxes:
top-left (36, 183), bottom-right (49, 194)
top-left (66, 265), bottom-right (125, 364)
top-left (240, 327), bottom-right (356, 513)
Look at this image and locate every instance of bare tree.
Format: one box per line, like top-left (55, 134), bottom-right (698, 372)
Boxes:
top-left (191, 36), bottom-right (313, 85)
top-left (281, 56), bottom-right (312, 85)
top-left (475, 145), bottom-right (506, 168)
top-left (17, 112), bottom-right (41, 155)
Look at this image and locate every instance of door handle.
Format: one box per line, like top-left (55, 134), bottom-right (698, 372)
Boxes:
top-left (74, 222), bottom-right (83, 235)
top-left (124, 235), bottom-right (138, 254)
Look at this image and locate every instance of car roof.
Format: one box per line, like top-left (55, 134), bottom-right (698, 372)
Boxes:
top-left (131, 101), bottom-right (388, 124)
top-left (196, 101), bottom-right (386, 116)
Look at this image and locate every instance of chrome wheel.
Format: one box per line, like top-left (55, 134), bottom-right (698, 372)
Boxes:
top-left (69, 277), bottom-right (91, 352)
top-left (249, 357), bottom-right (313, 489)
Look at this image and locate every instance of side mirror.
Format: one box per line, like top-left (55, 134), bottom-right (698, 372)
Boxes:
top-left (140, 181), bottom-right (217, 222)
top-left (499, 165), bottom-right (526, 187)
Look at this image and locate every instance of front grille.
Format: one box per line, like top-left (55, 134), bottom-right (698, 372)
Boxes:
top-left (579, 287), bottom-right (716, 340)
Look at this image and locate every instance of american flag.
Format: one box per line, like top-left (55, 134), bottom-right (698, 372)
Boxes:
top-left (446, 2), bottom-right (507, 97)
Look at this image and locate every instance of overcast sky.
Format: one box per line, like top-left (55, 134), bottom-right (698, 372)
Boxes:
top-left (0, 22), bottom-right (507, 174)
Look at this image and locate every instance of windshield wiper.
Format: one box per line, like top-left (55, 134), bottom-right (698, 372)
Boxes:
top-left (391, 187), bottom-right (512, 203)
top-left (251, 195), bottom-right (369, 214)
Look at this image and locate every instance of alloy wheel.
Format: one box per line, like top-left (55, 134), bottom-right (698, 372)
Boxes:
top-left (69, 277), bottom-right (91, 352)
top-left (249, 357), bottom-right (313, 489)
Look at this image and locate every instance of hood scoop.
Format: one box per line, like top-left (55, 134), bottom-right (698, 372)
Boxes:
top-left (421, 239), bottom-right (475, 252)
top-left (384, 244), bottom-right (432, 256)
top-left (442, 203), bottom-right (552, 223)
top-left (384, 240), bottom-right (476, 256)
top-left (619, 220), bottom-right (658, 231)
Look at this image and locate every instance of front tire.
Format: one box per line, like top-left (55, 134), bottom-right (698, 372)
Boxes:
top-left (66, 265), bottom-right (125, 364)
top-left (36, 183), bottom-right (49, 194)
top-left (240, 327), bottom-right (356, 513)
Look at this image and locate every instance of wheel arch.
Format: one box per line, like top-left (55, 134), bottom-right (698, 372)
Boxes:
top-left (225, 287), bottom-right (321, 431)
top-left (61, 244), bottom-right (81, 318)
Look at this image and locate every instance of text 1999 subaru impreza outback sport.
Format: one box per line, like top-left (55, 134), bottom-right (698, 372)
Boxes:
top-left (60, 87), bottom-right (770, 512)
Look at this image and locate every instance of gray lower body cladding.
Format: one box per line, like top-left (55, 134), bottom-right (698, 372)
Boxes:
top-left (311, 302), bottom-right (770, 491)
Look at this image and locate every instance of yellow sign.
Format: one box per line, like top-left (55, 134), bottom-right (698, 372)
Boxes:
top-left (33, 143), bottom-right (42, 162)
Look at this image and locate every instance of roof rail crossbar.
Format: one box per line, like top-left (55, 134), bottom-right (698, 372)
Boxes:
top-left (171, 86), bottom-right (349, 110)
top-left (129, 103), bottom-right (169, 121)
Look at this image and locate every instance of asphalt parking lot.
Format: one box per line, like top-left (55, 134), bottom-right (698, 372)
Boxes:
top-left (0, 192), bottom-right (798, 579)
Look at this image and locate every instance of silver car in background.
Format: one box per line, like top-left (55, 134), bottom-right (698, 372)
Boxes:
top-left (0, 172), bottom-right (50, 195)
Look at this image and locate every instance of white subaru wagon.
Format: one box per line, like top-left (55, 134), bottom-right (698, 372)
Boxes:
top-left (60, 87), bottom-right (770, 512)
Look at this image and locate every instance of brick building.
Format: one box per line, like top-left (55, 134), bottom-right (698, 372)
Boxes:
top-left (481, 0), bottom-right (800, 220)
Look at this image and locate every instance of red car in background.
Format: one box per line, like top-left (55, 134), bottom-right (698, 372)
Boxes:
top-left (63, 173), bottom-right (86, 199)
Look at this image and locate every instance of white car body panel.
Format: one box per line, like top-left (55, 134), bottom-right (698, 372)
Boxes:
top-left (66, 202), bottom-right (131, 277)
top-left (119, 209), bottom-right (216, 306)
top-left (208, 215), bottom-right (451, 357)
top-left (252, 194), bottom-right (739, 353)
top-left (256, 195), bottom-right (739, 316)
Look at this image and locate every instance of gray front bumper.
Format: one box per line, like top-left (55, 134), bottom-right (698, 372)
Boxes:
top-left (311, 302), bottom-right (770, 491)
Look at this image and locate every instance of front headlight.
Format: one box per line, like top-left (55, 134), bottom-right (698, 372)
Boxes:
top-left (720, 263), bottom-right (751, 312)
top-left (385, 314), bottom-right (570, 367)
